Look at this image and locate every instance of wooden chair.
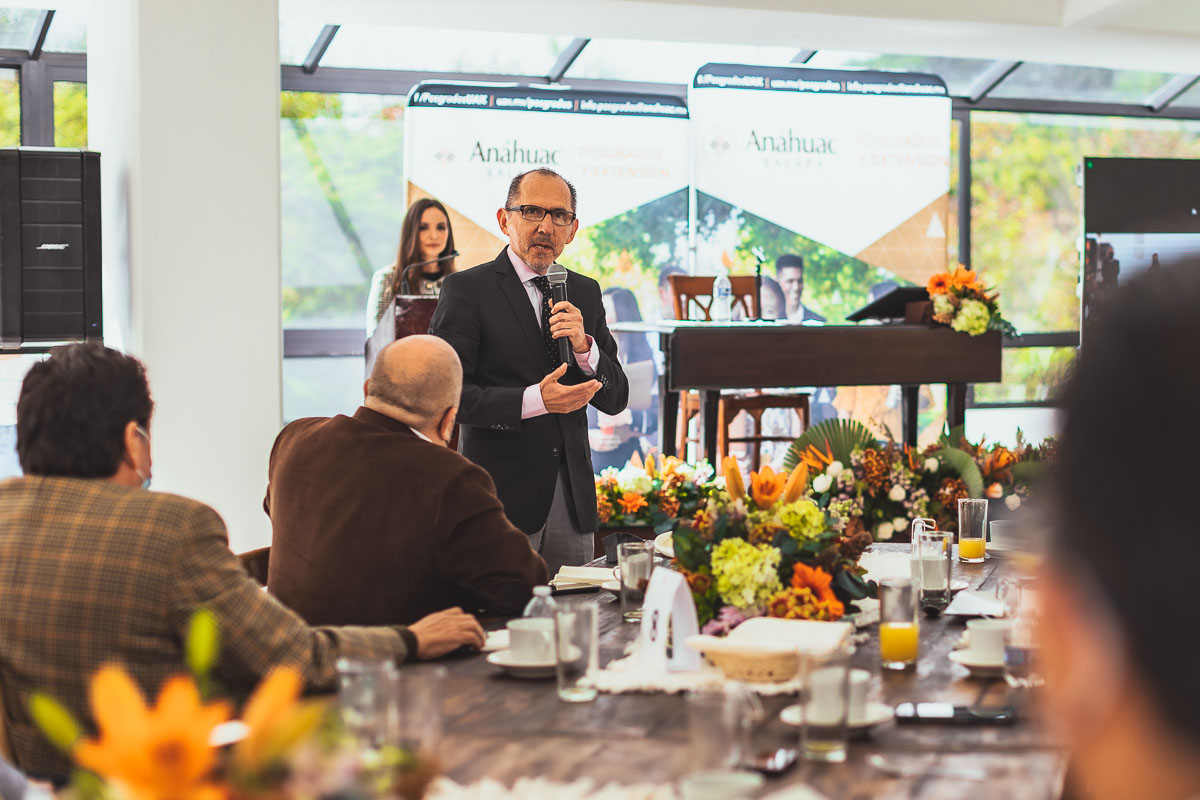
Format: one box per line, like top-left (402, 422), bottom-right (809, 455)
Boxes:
top-left (238, 546), bottom-right (271, 585)
top-left (669, 274), bottom-right (810, 470)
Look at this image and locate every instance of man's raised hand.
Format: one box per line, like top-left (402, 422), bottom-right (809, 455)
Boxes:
top-left (539, 363), bottom-right (601, 414)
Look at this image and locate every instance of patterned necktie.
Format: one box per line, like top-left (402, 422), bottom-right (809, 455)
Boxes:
top-left (530, 275), bottom-right (560, 366)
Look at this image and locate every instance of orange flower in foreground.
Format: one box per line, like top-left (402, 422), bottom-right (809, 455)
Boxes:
top-left (722, 455), bottom-right (746, 501)
top-left (75, 665), bottom-right (231, 800)
top-left (234, 667), bottom-right (327, 774)
top-left (926, 272), bottom-right (951, 295)
top-left (950, 265), bottom-right (978, 290)
top-left (791, 563), bottom-right (844, 618)
top-left (781, 463), bottom-right (809, 504)
top-left (618, 492), bottom-right (648, 514)
top-left (750, 465), bottom-right (787, 510)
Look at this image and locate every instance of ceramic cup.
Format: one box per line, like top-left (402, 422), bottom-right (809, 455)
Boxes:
top-left (966, 619), bottom-right (1012, 662)
top-left (507, 618), bottom-right (554, 662)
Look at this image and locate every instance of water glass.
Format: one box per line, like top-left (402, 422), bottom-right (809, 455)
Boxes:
top-left (337, 658), bottom-right (398, 750)
top-left (797, 646), bottom-right (853, 763)
top-left (685, 684), bottom-right (763, 770)
top-left (390, 664), bottom-right (446, 758)
top-left (878, 578), bottom-right (919, 671)
top-left (618, 541), bottom-right (655, 621)
top-left (554, 604), bottom-right (599, 702)
top-left (916, 530), bottom-right (953, 609)
top-left (957, 498), bottom-right (988, 563)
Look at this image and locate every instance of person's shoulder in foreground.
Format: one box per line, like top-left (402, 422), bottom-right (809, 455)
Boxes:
top-left (0, 342), bottom-right (485, 780)
top-left (1044, 261), bottom-right (1200, 800)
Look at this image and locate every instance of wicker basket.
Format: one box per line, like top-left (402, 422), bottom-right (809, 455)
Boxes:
top-left (700, 649), bottom-right (798, 683)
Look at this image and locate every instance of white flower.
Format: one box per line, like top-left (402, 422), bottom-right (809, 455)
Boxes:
top-left (1005, 494), bottom-right (1022, 511)
top-left (876, 521), bottom-right (895, 541)
top-left (888, 485), bottom-right (906, 502)
top-left (826, 461), bottom-right (844, 477)
top-left (617, 467), bottom-right (652, 494)
top-left (892, 517), bottom-right (908, 533)
top-left (924, 457), bottom-right (940, 473)
top-left (812, 474), bottom-right (833, 494)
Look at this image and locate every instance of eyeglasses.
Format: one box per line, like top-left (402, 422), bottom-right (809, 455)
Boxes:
top-left (505, 204), bottom-right (576, 226)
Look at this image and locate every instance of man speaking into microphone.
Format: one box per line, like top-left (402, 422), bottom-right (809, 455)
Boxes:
top-left (430, 169), bottom-right (628, 574)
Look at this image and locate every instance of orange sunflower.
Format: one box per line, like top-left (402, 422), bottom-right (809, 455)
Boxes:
top-left (950, 265), bottom-right (978, 291)
top-left (74, 666), bottom-right (231, 800)
top-left (791, 563), bottom-right (845, 618)
top-left (926, 272), bottom-right (952, 295)
top-left (618, 492), bottom-right (648, 514)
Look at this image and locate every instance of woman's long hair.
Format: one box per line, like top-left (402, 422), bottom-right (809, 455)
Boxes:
top-left (389, 198), bottom-right (456, 296)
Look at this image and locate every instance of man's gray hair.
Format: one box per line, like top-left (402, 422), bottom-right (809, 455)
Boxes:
top-left (367, 336), bottom-right (462, 426)
top-left (506, 169), bottom-right (577, 213)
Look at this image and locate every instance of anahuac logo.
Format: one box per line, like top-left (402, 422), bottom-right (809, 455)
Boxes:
top-left (435, 144), bottom-right (455, 166)
top-left (470, 140), bottom-right (561, 165)
top-left (708, 134), bottom-right (731, 158)
top-left (747, 129), bottom-right (837, 155)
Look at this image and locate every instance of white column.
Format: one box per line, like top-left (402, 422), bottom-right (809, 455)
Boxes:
top-left (89, 0), bottom-right (281, 553)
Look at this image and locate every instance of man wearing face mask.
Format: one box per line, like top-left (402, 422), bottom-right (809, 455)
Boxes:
top-left (265, 335), bottom-right (547, 624)
top-left (430, 169), bottom-right (629, 576)
top-left (0, 343), bottom-right (486, 780)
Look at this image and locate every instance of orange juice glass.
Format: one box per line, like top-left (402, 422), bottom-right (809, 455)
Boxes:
top-left (957, 498), bottom-right (988, 563)
top-left (958, 537), bottom-right (986, 561)
top-left (878, 578), bottom-right (919, 670)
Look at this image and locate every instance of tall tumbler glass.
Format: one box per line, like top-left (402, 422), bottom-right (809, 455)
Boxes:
top-left (916, 530), bottom-right (953, 609)
top-left (390, 664), bottom-right (447, 759)
top-left (878, 578), bottom-right (919, 671)
top-left (618, 541), bottom-right (655, 622)
top-left (797, 646), bottom-right (853, 763)
top-left (957, 498), bottom-right (988, 563)
top-left (337, 658), bottom-right (398, 752)
top-left (686, 684), bottom-right (763, 771)
top-left (555, 604), bottom-right (599, 702)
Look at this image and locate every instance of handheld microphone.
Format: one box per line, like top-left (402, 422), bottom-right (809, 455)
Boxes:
top-left (401, 250), bottom-right (459, 293)
top-left (546, 262), bottom-right (572, 365)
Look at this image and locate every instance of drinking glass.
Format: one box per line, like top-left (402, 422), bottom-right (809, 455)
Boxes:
top-left (390, 664), bottom-right (447, 758)
top-left (957, 498), bottom-right (988, 563)
top-left (916, 530), bottom-right (953, 609)
top-left (909, 517), bottom-right (936, 584)
top-left (336, 658), bottom-right (397, 750)
top-left (618, 541), bottom-right (655, 621)
top-left (554, 604), bottom-right (599, 702)
top-left (797, 645), bottom-right (853, 763)
top-left (685, 684), bottom-right (763, 770)
top-left (878, 578), bottom-right (919, 671)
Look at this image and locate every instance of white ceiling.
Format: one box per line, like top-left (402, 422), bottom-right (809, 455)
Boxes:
top-left (280, 0), bottom-right (1200, 74)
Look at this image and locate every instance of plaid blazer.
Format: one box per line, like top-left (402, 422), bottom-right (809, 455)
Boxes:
top-left (0, 476), bottom-right (410, 779)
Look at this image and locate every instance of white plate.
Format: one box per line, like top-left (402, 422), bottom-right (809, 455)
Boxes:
top-left (780, 701), bottom-right (895, 732)
top-left (948, 649), bottom-right (1005, 676)
top-left (951, 579), bottom-right (970, 592)
top-left (654, 530), bottom-right (674, 559)
top-left (600, 579), bottom-right (621, 596)
top-left (486, 649), bottom-right (556, 679)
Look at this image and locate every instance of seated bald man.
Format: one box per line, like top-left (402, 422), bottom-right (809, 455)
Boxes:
top-left (266, 335), bottom-right (548, 625)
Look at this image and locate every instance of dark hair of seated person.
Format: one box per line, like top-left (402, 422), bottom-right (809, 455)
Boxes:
top-left (16, 342), bottom-right (153, 477)
top-left (1055, 260), bottom-right (1200, 750)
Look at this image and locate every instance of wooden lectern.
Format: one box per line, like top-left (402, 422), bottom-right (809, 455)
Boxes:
top-left (365, 295), bottom-right (440, 377)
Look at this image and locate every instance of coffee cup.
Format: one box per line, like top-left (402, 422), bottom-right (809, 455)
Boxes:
top-left (507, 618), bottom-right (554, 662)
top-left (965, 619), bottom-right (1012, 662)
top-left (847, 669), bottom-right (870, 724)
top-left (989, 520), bottom-right (1017, 548)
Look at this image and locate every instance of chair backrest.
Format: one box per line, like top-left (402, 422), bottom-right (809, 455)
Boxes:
top-left (669, 274), bottom-right (759, 321)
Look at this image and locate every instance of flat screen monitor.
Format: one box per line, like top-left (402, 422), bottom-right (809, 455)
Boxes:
top-left (1081, 157), bottom-right (1200, 342)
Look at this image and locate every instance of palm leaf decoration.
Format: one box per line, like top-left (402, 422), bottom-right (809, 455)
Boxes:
top-left (783, 419), bottom-right (877, 472)
top-left (1010, 461), bottom-right (1045, 487)
top-left (936, 447), bottom-right (985, 498)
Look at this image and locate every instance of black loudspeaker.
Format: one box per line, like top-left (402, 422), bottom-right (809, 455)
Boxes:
top-left (0, 148), bottom-right (102, 350)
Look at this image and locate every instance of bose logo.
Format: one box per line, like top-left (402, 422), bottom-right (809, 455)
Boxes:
top-left (36, 243), bottom-right (69, 251)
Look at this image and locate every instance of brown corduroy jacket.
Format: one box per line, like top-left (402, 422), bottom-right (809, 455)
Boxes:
top-left (0, 476), bottom-right (413, 780)
top-left (264, 406), bottom-right (548, 627)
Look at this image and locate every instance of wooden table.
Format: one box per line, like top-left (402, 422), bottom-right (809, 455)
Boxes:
top-left (435, 544), bottom-right (1065, 798)
top-left (610, 322), bottom-right (1002, 461)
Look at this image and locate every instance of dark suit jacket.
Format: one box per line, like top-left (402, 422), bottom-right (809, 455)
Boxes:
top-left (0, 476), bottom-right (411, 779)
top-left (429, 248), bottom-right (629, 533)
top-left (265, 407), bottom-right (548, 625)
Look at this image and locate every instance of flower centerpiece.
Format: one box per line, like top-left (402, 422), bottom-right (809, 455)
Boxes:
top-left (926, 264), bottom-right (1016, 337)
top-left (28, 610), bottom-right (436, 800)
top-left (595, 452), bottom-right (718, 530)
top-left (671, 457), bottom-right (875, 630)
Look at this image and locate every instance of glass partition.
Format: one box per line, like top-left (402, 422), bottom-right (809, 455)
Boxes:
top-left (566, 39), bottom-right (798, 83)
top-left (321, 25), bottom-right (573, 75)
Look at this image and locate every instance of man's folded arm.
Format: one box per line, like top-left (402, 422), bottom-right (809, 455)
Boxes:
top-left (166, 502), bottom-right (412, 690)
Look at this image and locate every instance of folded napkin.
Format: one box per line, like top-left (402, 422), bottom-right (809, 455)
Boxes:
top-left (945, 589), bottom-right (1005, 617)
top-left (551, 566), bottom-right (615, 587)
top-left (427, 777), bottom-right (679, 800)
top-left (688, 617), bottom-right (853, 657)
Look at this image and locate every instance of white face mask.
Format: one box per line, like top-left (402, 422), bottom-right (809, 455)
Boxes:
top-left (134, 425), bottom-right (152, 490)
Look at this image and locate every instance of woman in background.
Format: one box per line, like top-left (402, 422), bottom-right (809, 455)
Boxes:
top-left (589, 286), bottom-right (658, 471)
top-left (368, 198), bottom-right (457, 328)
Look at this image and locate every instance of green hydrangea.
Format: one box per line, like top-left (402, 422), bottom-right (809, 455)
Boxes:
top-left (710, 538), bottom-right (781, 612)
top-left (780, 499), bottom-right (826, 542)
top-left (951, 299), bottom-right (991, 336)
top-left (932, 293), bottom-right (956, 317)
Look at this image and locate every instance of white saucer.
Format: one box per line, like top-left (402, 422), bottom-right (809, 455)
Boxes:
top-left (950, 579), bottom-right (970, 592)
top-left (486, 649), bottom-right (556, 679)
top-left (600, 580), bottom-right (621, 597)
top-left (779, 701), bottom-right (895, 732)
top-left (654, 531), bottom-right (674, 559)
top-left (948, 649), bottom-right (1005, 676)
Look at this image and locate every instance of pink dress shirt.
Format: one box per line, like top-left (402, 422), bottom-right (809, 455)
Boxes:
top-left (508, 246), bottom-right (599, 419)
